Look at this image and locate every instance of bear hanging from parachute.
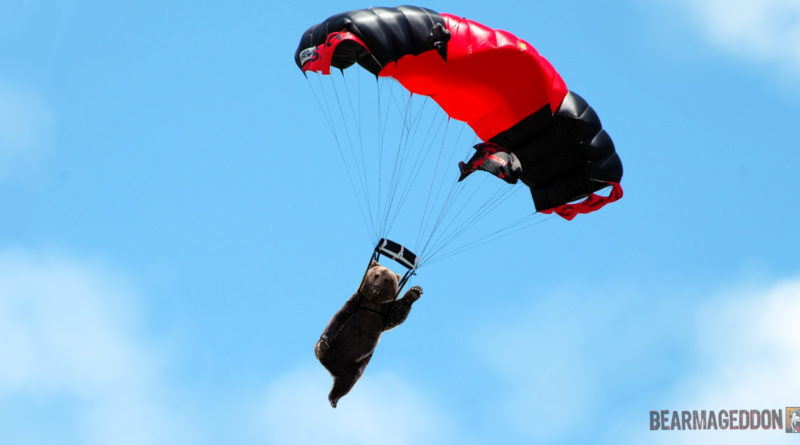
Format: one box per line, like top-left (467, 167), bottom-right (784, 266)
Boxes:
top-left (297, 5), bottom-right (625, 407)
top-left (315, 260), bottom-right (423, 408)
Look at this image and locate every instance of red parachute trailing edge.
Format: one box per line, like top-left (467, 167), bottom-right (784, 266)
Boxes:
top-left (295, 6), bottom-right (622, 219)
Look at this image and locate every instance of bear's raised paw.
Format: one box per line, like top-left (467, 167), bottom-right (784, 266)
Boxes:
top-left (406, 286), bottom-right (423, 302)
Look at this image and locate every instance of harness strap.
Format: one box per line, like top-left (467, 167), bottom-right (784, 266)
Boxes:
top-left (357, 298), bottom-right (389, 317)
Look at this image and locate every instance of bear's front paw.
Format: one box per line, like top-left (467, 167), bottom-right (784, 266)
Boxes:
top-left (314, 337), bottom-right (329, 359)
top-left (406, 285), bottom-right (423, 302)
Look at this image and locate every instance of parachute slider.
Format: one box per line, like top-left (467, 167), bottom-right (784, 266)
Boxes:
top-left (374, 238), bottom-right (418, 271)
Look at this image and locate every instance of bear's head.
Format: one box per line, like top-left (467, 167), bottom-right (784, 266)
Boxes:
top-left (359, 260), bottom-right (401, 303)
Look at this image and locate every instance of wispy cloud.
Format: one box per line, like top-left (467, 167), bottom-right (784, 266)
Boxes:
top-left (474, 294), bottom-right (604, 441)
top-left (0, 83), bottom-right (55, 178)
top-left (475, 274), bottom-right (800, 443)
top-left (473, 284), bottom-right (681, 443)
top-left (259, 366), bottom-right (454, 445)
top-left (632, 277), bottom-right (800, 444)
top-left (669, 0), bottom-right (800, 82)
top-left (0, 249), bottom-right (196, 445)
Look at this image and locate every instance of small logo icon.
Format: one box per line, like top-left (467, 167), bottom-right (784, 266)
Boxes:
top-left (298, 47), bottom-right (318, 66)
top-left (787, 407), bottom-right (800, 433)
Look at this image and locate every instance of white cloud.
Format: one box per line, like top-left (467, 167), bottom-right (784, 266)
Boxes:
top-left (259, 366), bottom-right (454, 445)
top-left (626, 277), bottom-right (800, 444)
top-left (474, 274), bottom-right (800, 444)
top-left (0, 249), bottom-right (195, 445)
top-left (686, 280), bottom-right (800, 406)
top-left (472, 286), bottom-right (656, 443)
top-left (671, 0), bottom-right (800, 80)
top-left (474, 295), bottom-right (600, 441)
top-left (0, 83), bottom-right (55, 178)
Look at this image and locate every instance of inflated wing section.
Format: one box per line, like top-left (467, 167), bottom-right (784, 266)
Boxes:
top-left (294, 6), bottom-right (446, 74)
top-left (489, 91), bottom-right (623, 215)
top-left (296, 8), bottom-right (567, 141)
top-left (380, 13), bottom-right (568, 142)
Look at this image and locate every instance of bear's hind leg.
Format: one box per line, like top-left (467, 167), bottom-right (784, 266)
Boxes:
top-left (327, 357), bottom-right (370, 408)
top-left (328, 374), bottom-right (357, 408)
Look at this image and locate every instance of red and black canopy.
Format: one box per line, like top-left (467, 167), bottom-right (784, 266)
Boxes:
top-left (295, 6), bottom-right (622, 218)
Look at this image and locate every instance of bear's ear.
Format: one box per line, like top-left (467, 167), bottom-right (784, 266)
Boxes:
top-left (369, 260), bottom-right (379, 269)
top-left (395, 273), bottom-right (402, 283)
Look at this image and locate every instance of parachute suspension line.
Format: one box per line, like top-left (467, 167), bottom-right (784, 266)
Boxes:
top-left (423, 213), bottom-right (555, 266)
top-left (374, 79), bottom-right (392, 244)
top-left (385, 95), bottom-right (445, 240)
top-left (416, 160), bottom-right (477, 261)
top-left (418, 131), bottom-right (532, 266)
top-left (338, 69), bottom-right (379, 241)
top-left (437, 212), bottom-right (550, 263)
top-left (418, 173), bottom-right (493, 261)
top-left (436, 176), bottom-right (519, 246)
top-left (376, 78), bottom-right (399, 242)
top-left (365, 79), bottom-right (446, 249)
top-left (415, 125), bottom-right (473, 260)
top-left (415, 116), bottom-right (451, 250)
top-left (380, 87), bottom-right (416, 237)
top-left (432, 188), bottom-right (513, 251)
top-left (327, 72), bottom-right (377, 242)
top-left (373, 78), bottom-right (411, 244)
top-left (379, 86), bottom-right (413, 238)
top-left (311, 70), bottom-right (542, 266)
top-left (381, 84), bottom-right (455, 248)
top-left (424, 125), bottom-right (471, 230)
top-left (327, 75), bottom-right (359, 186)
top-left (305, 76), bottom-right (374, 241)
top-left (422, 183), bottom-right (520, 263)
top-left (377, 85), bottom-right (415, 241)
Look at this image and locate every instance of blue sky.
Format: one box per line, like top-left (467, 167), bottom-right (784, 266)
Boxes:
top-left (2, 1), bottom-right (800, 444)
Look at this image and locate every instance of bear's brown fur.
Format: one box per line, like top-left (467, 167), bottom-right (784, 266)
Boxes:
top-left (315, 260), bottom-right (422, 407)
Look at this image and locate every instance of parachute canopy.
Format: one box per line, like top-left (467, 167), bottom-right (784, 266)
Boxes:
top-left (294, 5), bottom-right (622, 218)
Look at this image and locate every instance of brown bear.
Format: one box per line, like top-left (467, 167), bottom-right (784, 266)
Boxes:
top-left (314, 260), bottom-right (422, 408)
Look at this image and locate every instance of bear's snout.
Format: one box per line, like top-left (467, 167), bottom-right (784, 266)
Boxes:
top-left (361, 266), bottom-right (399, 302)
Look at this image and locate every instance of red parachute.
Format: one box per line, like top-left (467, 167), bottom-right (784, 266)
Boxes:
top-left (295, 6), bottom-right (622, 220)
